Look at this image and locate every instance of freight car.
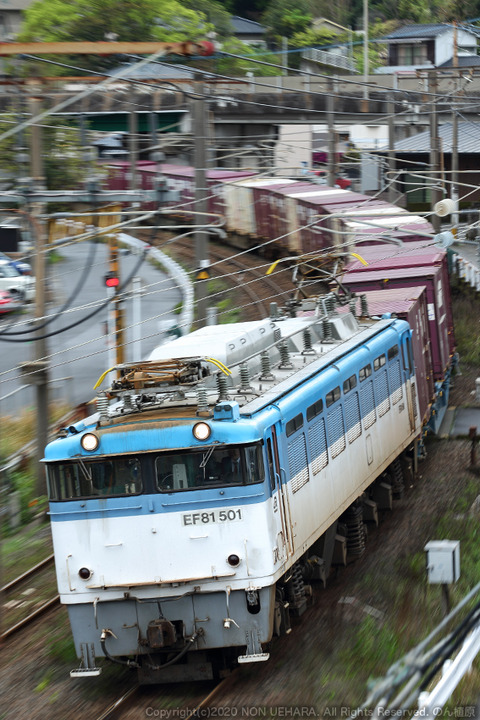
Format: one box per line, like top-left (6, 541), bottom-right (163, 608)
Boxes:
top-left (106, 162), bottom-right (434, 257)
top-left (45, 291), bottom-right (424, 683)
top-left (337, 241), bottom-right (456, 433)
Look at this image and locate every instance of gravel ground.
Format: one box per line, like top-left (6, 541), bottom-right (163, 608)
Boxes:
top-left (2, 374), bottom-right (479, 718)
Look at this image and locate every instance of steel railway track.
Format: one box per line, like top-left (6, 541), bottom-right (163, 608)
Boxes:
top-left (1, 554), bottom-right (59, 641)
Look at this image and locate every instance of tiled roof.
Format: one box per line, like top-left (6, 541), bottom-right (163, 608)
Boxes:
top-left (381, 24), bottom-right (451, 40)
top-left (231, 16), bottom-right (266, 35)
top-left (438, 55), bottom-right (480, 67)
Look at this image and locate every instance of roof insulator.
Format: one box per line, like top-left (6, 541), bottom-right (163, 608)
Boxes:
top-left (278, 341), bottom-right (293, 369)
top-left (238, 363), bottom-right (254, 394)
top-left (196, 383), bottom-right (211, 417)
top-left (302, 328), bottom-right (316, 355)
top-left (259, 350), bottom-right (275, 380)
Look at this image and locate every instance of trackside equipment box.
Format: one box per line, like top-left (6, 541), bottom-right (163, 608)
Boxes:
top-left (424, 540), bottom-right (460, 584)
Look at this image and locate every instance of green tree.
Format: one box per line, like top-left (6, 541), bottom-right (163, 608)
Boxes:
top-left (262, 0), bottom-right (312, 42)
top-left (183, 0), bottom-right (234, 38)
top-left (0, 113), bottom-right (89, 190)
top-left (19, 0), bottom-right (213, 73)
top-left (215, 37), bottom-right (279, 75)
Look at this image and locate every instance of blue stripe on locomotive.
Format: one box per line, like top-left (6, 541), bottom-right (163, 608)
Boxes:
top-left (48, 318), bottom-right (414, 522)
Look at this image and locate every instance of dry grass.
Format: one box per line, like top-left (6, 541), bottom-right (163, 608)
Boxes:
top-left (0, 403), bottom-right (71, 460)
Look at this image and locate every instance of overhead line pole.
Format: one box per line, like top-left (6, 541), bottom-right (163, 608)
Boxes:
top-left (193, 75), bottom-right (210, 328)
top-left (429, 71), bottom-right (441, 233)
top-left (28, 86), bottom-right (49, 497)
top-left (327, 79), bottom-right (337, 187)
top-left (387, 94), bottom-right (396, 203)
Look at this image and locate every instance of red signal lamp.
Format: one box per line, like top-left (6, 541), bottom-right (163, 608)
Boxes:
top-left (104, 272), bottom-right (120, 288)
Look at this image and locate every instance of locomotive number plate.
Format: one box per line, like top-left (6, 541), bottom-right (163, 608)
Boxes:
top-left (182, 508), bottom-right (243, 525)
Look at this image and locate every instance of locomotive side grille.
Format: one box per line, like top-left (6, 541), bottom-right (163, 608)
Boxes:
top-left (288, 433), bottom-right (309, 494)
top-left (327, 405), bottom-right (346, 458)
top-left (376, 368), bottom-right (391, 417)
top-left (309, 418), bottom-right (328, 474)
top-left (345, 391), bottom-right (362, 443)
top-left (360, 380), bottom-right (376, 429)
top-left (411, 382), bottom-right (418, 417)
top-left (389, 359), bottom-right (403, 405)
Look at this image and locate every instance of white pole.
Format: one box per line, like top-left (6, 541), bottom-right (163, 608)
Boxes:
top-left (132, 276), bottom-right (142, 360)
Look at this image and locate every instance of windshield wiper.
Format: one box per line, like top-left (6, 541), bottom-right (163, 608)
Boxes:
top-left (78, 459), bottom-right (92, 482)
top-left (200, 446), bottom-right (215, 469)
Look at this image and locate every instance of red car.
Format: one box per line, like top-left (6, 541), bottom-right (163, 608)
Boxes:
top-left (0, 289), bottom-right (21, 313)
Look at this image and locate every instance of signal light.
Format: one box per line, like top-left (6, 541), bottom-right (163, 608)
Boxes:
top-left (104, 271), bottom-right (120, 288)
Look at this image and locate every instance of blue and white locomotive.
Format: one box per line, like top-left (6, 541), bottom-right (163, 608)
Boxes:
top-left (44, 294), bottom-right (420, 682)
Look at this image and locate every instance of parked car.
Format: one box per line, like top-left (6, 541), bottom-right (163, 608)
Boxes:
top-left (0, 251), bottom-right (32, 275)
top-left (0, 260), bottom-right (35, 301)
top-left (0, 289), bottom-right (21, 314)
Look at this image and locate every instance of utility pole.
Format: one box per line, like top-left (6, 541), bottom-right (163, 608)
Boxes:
top-left (387, 94), bottom-right (396, 203)
top-left (429, 71), bottom-right (441, 233)
top-left (129, 108), bottom-right (138, 191)
top-left (108, 238), bottom-right (125, 371)
top-left (362, 0), bottom-right (369, 105)
top-left (28, 86), bottom-right (49, 497)
top-left (327, 79), bottom-right (336, 187)
top-left (192, 75), bottom-right (209, 328)
top-left (451, 86), bottom-right (459, 226)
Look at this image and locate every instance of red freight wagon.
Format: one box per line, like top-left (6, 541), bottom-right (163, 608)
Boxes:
top-left (344, 243), bottom-right (455, 359)
top-left (339, 264), bottom-right (454, 381)
top-left (347, 287), bottom-right (434, 426)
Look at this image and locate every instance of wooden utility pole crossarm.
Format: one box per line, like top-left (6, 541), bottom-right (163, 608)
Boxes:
top-left (0, 41), bottom-right (215, 56)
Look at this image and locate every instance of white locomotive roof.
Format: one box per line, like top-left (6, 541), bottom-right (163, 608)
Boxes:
top-left (148, 319), bottom-right (279, 368)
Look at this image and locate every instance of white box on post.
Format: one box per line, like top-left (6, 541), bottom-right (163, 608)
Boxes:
top-left (424, 540), bottom-right (460, 584)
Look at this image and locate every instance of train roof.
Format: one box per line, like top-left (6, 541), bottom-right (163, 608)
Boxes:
top-left (341, 264), bottom-right (443, 283)
top-left (345, 286), bottom-right (428, 315)
top-left (346, 243), bottom-right (445, 272)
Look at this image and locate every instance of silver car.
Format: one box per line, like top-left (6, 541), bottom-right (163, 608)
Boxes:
top-left (0, 260), bottom-right (35, 302)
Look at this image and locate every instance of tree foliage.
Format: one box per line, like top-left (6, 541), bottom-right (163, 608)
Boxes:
top-left (19, 0), bottom-right (213, 73)
top-left (0, 114), bottom-right (87, 190)
top-left (215, 38), bottom-right (279, 75)
top-left (262, 0), bottom-right (313, 42)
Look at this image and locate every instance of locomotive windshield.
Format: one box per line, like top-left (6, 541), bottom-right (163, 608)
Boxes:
top-left (46, 457), bottom-right (142, 500)
top-left (46, 444), bottom-right (264, 500)
top-left (155, 444), bottom-right (264, 492)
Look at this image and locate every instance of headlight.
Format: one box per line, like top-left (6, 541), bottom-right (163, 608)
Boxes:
top-left (81, 432), bottom-right (99, 451)
top-left (192, 422), bottom-right (211, 441)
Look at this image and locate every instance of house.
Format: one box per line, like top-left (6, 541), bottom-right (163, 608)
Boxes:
top-left (311, 18), bottom-right (350, 35)
top-left (300, 17), bottom-right (356, 74)
top-left (375, 23), bottom-right (478, 74)
top-left (230, 16), bottom-right (267, 48)
top-left (375, 121), bottom-right (480, 208)
top-left (0, 0), bottom-right (32, 39)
